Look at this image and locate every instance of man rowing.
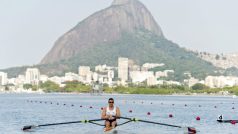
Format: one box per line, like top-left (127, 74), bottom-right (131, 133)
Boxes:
top-left (101, 98), bottom-right (121, 131)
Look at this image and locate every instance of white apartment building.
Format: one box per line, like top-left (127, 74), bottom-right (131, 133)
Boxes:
top-left (85, 72), bottom-right (92, 84)
top-left (118, 57), bottom-right (129, 81)
top-left (147, 76), bottom-right (157, 86)
top-left (155, 70), bottom-right (174, 78)
top-left (40, 75), bottom-right (48, 83)
top-left (155, 71), bottom-right (168, 78)
top-left (92, 72), bottom-right (99, 82)
top-left (142, 63), bottom-right (165, 70)
top-left (49, 76), bottom-right (63, 87)
top-left (184, 77), bottom-right (200, 87)
top-left (205, 76), bottom-right (238, 88)
top-left (130, 71), bottom-right (154, 83)
top-left (65, 72), bottom-right (80, 81)
top-left (25, 68), bottom-right (40, 85)
top-left (108, 70), bottom-right (114, 84)
top-left (78, 66), bottom-right (91, 77)
top-left (95, 65), bottom-right (106, 72)
top-left (10, 75), bottom-right (25, 86)
top-left (0, 72), bottom-right (8, 85)
top-left (108, 70), bottom-right (114, 79)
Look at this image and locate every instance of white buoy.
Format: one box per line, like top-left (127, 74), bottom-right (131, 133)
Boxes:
top-left (233, 95), bottom-right (237, 99)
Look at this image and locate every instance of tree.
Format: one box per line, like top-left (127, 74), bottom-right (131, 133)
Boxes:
top-left (40, 81), bottom-right (60, 92)
top-left (23, 84), bottom-right (33, 89)
top-left (62, 81), bottom-right (91, 93)
top-left (215, 55), bottom-right (220, 60)
top-left (5, 86), bottom-right (9, 91)
top-left (191, 83), bottom-right (208, 90)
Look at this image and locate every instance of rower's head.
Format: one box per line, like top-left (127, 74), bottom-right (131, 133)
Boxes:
top-left (108, 98), bottom-right (114, 106)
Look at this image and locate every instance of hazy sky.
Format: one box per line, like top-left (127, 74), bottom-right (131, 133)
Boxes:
top-left (0, 0), bottom-right (238, 69)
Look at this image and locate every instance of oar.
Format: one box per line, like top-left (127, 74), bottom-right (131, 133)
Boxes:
top-left (22, 119), bottom-right (104, 131)
top-left (116, 116), bottom-right (197, 133)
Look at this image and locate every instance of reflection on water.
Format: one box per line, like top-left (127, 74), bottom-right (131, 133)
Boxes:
top-left (0, 93), bottom-right (238, 134)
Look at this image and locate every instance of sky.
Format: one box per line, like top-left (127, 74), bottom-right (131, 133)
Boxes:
top-left (0, 0), bottom-right (238, 69)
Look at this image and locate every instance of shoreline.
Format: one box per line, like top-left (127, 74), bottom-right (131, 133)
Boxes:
top-left (0, 91), bottom-right (236, 98)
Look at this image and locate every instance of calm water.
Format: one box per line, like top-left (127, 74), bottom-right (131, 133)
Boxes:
top-left (0, 93), bottom-right (237, 134)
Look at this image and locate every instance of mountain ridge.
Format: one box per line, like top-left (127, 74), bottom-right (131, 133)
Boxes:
top-left (40, 0), bottom-right (163, 64)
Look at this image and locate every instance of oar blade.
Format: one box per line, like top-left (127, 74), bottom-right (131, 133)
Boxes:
top-left (187, 127), bottom-right (197, 134)
top-left (22, 125), bottom-right (37, 131)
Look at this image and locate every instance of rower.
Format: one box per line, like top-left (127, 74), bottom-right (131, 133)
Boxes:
top-left (101, 98), bottom-right (121, 130)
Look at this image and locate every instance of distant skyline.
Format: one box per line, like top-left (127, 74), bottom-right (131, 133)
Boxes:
top-left (0, 0), bottom-right (238, 69)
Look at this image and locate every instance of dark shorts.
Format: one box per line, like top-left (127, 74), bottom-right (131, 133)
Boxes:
top-left (106, 119), bottom-right (117, 126)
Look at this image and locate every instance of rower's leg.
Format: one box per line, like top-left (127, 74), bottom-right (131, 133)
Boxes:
top-left (111, 121), bottom-right (117, 128)
top-left (105, 121), bottom-right (111, 128)
top-left (104, 121), bottom-right (113, 132)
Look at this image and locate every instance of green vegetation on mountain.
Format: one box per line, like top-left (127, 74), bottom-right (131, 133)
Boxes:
top-left (1, 30), bottom-right (220, 80)
top-left (55, 30), bottom-right (219, 81)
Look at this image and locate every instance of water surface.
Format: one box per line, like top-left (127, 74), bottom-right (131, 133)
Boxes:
top-left (0, 93), bottom-right (237, 134)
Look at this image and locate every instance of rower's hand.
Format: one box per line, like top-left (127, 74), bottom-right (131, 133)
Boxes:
top-left (109, 115), bottom-right (114, 120)
top-left (105, 115), bottom-right (110, 119)
top-left (108, 115), bottom-right (115, 120)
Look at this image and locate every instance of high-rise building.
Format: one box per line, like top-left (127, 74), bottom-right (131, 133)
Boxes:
top-left (25, 68), bottom-right (40, 85)
top-left (0, 72), bottom-right (8, 85)
top-left (118, 57), bottom-right (129, 81)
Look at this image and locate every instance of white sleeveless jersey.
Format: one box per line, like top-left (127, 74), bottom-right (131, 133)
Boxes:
top-left (106, 106), bottom-right (117, 116)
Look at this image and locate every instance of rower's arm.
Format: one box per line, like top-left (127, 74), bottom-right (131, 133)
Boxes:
top-left (116, 107), bottom-right (121, 118)
top-left (101, 107), bottom-right (108, 119)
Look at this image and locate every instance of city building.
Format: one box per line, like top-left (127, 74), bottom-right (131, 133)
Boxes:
top-left (184, 77), bottom-right (200, 87)
top-left (25, 68), bottom-right (40, 85)
top-left (65, 72), bottom-right (80, 81)
top-left (147, 76), bottom-right (157, 86)
top-left (78, 66), bottom-right (91, 77)
top-left (118, 57), bottom-right (129, 81)
top-left (205, 76), bottom-right (238, 88)
top-left (130, 71), bottom-right (154, 83)
top-left (142, 63), bottom-right (165, 70)
top-left (0, 72), bottom-right (8, 85)
top-left (40, 75), bottom-right (49, 83)
top-left (108, 70), bottom-right (114, 85)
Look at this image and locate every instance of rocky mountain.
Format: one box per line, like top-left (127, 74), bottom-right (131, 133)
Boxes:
top-left (41, 0), bottom-right (163, 64)
top-left (2, 0), bottom-right (223, 80)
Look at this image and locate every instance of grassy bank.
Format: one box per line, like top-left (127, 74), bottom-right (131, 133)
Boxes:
top-left (38, 80), bottom-right (238, 95)
top-left (103, 86), bottom-right (187, 95)
top-left (104, 86), bottom-right (238, 95)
